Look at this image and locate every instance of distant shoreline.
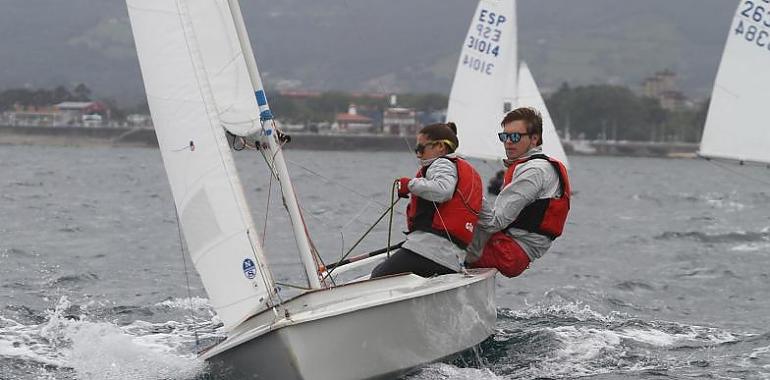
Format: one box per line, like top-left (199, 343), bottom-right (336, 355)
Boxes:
top-left (0, 125), bottom-right (698, 158)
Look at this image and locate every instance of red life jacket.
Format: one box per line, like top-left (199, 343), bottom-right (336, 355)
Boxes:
top-left (406, 157), bottom-right (483, 248)
top-left (503, 154), bottom-right (571, 239)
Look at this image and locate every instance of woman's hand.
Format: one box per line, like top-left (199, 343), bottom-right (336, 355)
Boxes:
top-left (397, 177), bottom-right (411, 198)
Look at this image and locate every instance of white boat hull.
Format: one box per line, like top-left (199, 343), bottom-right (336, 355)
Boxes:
top-left (203, 269), bottom-right (497, 379)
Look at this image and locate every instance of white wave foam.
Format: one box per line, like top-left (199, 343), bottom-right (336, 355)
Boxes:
top-left (705, 198), bottom-right (745, 211)
top-left (67, 322), bottom-right (205, 380)
top-left (749, 345), bottom-right (770, 360)
top-left (731, 243), bottom-right (770, 253)
top-left (618, 322), bottom-right (737, 348)
top-left (511, 325), bottom-right (623, 378)
top-left (552, 326), bottom-right (622, 361)
top-left (498, 301), bottom-right (745, 379)
top-left (0, 297), bottom-right (210, 379)
top-left (618, 327), bottom-right (678, 347)
top-left (502, 301), bottom-right (623, 323)
top-left (154, 297), bottom-right (213, 313)
top-left (671, 191), bottom-right (747, 212)
top-left (405, 363), bottom-right (502, 380)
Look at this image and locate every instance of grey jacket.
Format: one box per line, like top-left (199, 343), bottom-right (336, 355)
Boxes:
top-left (466, 146), bottom-right (563, 262)
top-left (401, 154), bottom-right (466, 272)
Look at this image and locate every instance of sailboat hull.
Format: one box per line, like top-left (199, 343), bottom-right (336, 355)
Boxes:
top-left (203, 269), bottom-right (497, 380)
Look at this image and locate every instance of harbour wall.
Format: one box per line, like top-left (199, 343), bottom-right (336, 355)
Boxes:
top-left (0, 126), bottom-right (699, 158)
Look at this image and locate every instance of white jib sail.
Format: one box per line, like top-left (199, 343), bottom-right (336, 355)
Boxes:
top-left (447, 0), bottom-right (517, 161)
top-left (126, 0), bottom-right (277, 331)
top-left (700, 0), bottom-right (770, 164)
top-left (518, 62), bottom-right (570, 168)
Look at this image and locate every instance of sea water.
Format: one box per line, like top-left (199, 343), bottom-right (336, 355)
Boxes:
top-left (1, 145), bottom-right (769, 379)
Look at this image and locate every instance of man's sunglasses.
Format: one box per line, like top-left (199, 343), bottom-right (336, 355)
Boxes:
top-left (498, 132), bottom-right (531, 143)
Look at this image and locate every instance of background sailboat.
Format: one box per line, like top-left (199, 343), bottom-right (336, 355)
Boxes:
top-left (699, 0), bottom-right (770, 165)
top-left (518, 62), bottom-right (570, 167)
top-left (126, 0), bottom-right (497, 378)
top-left (447, 0), bottom-right (570, 168)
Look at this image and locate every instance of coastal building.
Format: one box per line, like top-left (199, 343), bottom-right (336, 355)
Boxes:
top-left (642, 70), bottom-right (688, 111)
top-left (334, 104), bottom-right (374, 133)
top-left (54, 101), bottom-right (109, 126)
top-left (3, 105), bottom-right (57, 127)
top-left (2, 101), bottom-right (111, 127)
top-left (126, 113), bottom-right (153, 128)
top-left (382, 96), bottom-right (418, 136)
top-left (383, 107), bottom-right (418, 136)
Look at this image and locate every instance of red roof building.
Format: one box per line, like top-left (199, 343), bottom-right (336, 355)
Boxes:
top-left (335, 104), bottom-right (373, 133)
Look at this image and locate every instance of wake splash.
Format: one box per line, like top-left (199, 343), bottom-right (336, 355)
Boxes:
top-left (407, 301), bottom-right (761, 380)
top-left (0, 296), bottom-right (216, 380)
top-left (4, 298), bottom-right (766, 380)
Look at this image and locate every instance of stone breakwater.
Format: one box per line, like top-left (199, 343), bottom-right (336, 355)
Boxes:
top-left (0, 126), bottom-right (411, 151)
top-left (0, 126), bottom-right (158, 147)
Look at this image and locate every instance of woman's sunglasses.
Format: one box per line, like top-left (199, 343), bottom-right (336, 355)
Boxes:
top-left (497, 132), bottom-right (531, 143)
top-left (414, 139), bottom-right (455, 154)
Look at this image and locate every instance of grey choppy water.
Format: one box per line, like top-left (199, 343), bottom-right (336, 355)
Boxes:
top-left (1, 145), bottom-right (769, 379)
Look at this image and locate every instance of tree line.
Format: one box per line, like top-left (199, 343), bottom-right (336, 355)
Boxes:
top-left (546, 83), bottom-right (709, 143)
top-left (1, 84), bottom-right (709, 142)
top-left (0, 84), bottom-right (93, 111)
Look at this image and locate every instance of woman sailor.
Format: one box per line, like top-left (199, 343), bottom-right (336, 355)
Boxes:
top-left (371, 123), bottom-right (483, 278)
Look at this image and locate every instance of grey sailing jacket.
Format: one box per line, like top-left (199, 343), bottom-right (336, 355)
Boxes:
top-left (466, 146), bottom-right (563, 263)
top-left (401, 154), bottom-right (466, 272)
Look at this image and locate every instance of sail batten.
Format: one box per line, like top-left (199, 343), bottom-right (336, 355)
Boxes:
top-left (127, 0), bottom-right (277, 331)
top-left (700, 2), bottom-right (770, 165)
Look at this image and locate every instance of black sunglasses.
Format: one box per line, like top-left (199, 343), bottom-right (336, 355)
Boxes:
top-left (414, 143), bottom-right (431, 154)
top-left (414, 140), bottom-right (443, 154)
top-left (498, 132), bottom-right (531, 143)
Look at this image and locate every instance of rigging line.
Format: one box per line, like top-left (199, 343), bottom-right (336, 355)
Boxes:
top-left (274, 282), bottom-right (313, 291)
top-left (293, 198), bottom-right (335, 287)
top-left (342, 199), bottom-right (377, 230)
top-left (387, 180), bottom-right (398, 257)
top-left (249, 130), bottom-right (315, 294)
top-left (431, 200), bottom-right (462, 268)
top-left (261, 161), bottom-right (274, 243)
top-left (284, 158), bottom-right (400, 213)
top-left (402, 136), bottom-right (417, 161)
top-left (705, 158), bottom-right (770, 187)
top-left (258, 129), bottom-right (328, 287)
top-left (272, 155), bottom-right (398, 257)
top-left (172, 205), bottom-right (200, 350)
top-left (323, 196), bottom-right (402, 280)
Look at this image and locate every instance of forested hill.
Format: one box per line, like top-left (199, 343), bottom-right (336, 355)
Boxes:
top-left (0, 0), bottom-right (737, 104)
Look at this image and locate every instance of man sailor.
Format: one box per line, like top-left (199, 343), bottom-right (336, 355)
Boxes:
top-left (466, 107), bottom-right (571, 277)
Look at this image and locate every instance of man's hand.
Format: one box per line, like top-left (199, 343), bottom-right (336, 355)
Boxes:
top-left (397, 177), bottom-right (411, 198)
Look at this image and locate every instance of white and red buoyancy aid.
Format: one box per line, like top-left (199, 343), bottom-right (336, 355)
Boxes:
top-left (503, 154), bottom-right (571, 239)
top-left (406, 157), bottom-right (483, 248)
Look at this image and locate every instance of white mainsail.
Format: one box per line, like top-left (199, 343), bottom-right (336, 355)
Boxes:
top-left (700, 1), bottom-right (770, 164)
top-left (447, 0), bottom-right (517, 161)
top-left (126, 0), bottom-right (277, 331)
top-left (518, 62), bottom-right (570, 167)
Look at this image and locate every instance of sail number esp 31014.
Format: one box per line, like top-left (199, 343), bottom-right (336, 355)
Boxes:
top-left (462, 8), bottom-right (508, 76)
top-left (735, 0), bottom-right (770, 52)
